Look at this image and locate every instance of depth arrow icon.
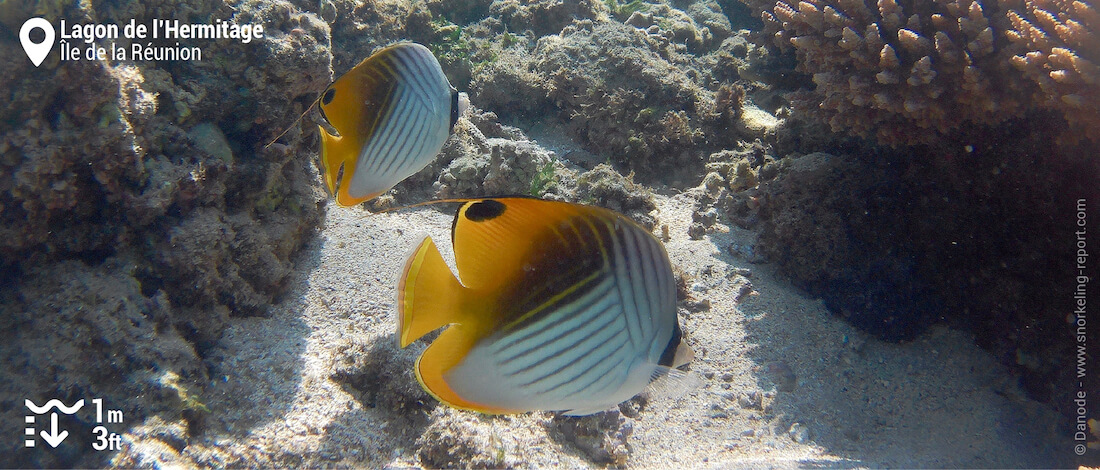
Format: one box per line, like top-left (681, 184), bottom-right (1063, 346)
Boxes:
top-left (40, 413), bottom-right (68, 448)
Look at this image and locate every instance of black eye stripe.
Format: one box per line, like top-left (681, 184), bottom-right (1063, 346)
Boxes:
top-left (322, 88), bottom-right (335, 105)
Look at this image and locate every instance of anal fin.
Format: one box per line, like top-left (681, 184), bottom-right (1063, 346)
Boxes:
top-left (398, 236), bottom-right (465, 347)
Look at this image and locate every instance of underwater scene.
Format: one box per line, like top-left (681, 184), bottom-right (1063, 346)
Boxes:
top-left (2, 0), bottom-right (1099, 467)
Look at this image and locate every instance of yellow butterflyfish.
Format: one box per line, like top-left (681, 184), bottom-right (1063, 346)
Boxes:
top-left (317, 42), bottom-right (468, 206)
top-left (397, 197), bottom-right (694, 415)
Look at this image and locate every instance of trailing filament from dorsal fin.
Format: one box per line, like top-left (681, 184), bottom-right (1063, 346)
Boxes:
top-left (263, 94), bottom-right (324, 148)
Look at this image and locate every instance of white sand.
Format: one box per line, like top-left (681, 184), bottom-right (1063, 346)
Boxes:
top-left (126, 182), bottom-right (1064, 468)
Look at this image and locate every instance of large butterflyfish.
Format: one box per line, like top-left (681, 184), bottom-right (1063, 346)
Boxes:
top-left (397, 197), bottom-right (694, 415)
top-left (317, 42), bottom-right (469, 206)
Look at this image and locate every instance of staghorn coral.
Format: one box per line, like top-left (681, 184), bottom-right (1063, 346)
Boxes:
top-left (741, 0), bottom-right (1100, 144)
top-left (1002, 0), bottom-right (1100, 141)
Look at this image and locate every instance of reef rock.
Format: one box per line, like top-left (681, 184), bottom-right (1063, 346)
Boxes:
top-left (0, 0), bottom-right (329, 466)
top-left (472, 17), bottom-right (749, 183)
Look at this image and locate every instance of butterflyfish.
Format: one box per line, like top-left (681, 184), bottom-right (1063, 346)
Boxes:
top-left (397, 197), bottom-right (694, 415)
top-left (317, 42), bottom-right (469, 206)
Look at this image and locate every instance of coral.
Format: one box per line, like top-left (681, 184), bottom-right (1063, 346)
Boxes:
top-left (483, 140), bottom-right (557, 194)
top-left (424, 0), bottom-right (494, 25)
top-left (466, 48), bottom-right (549, 116)
top-left (151, 207), bottom-right (310, 314)
top-left (431, 112), bottom-right (656, 228)
top-left (188, 123), bottom-right (235, 163)
top-left (705, 143), bottom-right (774, 197)
top-left (741, 0), bottom-right (1030, 144)
top-left (434, 113), bottom-right (566, 199)
top-left (652, 3), bottom-right (710, 49)
top-left (1002, 0), bottom-right (1100, 141)
top-left (739, 0), bottom-right (1100, 144)
top-left (0, 0), bottom-right (329, 296)
top-left (688, 0), bottom-right (737, 44)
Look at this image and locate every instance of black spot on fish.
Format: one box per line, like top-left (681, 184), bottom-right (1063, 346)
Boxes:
top-left (465, 200), bottom-right (506, 222)
top-left (322, 88), bottom-right (336, 105)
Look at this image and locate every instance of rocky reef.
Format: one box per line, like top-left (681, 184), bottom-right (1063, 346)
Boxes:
top-left (0, 0), bottom-right (329, 466)
top-left (739, 0), bottom-right (1099, 145)
top-left (724, 0), bottom-right (1099, 425)
top-left (468, 1), bottom-right (761, 184)
top-left (718, 118), bottom-right (1099, 423)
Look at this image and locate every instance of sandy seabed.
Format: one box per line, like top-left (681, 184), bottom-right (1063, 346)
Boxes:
top-left (119, 169), bottom-right (1069, 468)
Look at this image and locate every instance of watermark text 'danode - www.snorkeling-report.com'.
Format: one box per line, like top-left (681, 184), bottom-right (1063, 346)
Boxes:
top-left (1073, 197), bottom-right (1092, 457)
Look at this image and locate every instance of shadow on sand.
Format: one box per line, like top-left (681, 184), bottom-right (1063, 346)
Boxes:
top-left (702, 226), bottom-right (1066, 468)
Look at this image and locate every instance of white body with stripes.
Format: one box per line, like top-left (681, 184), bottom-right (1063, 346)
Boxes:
top-left (347, 44), bottom-right (453, 201)
top-left (445, 214), bottom-right (679, 415)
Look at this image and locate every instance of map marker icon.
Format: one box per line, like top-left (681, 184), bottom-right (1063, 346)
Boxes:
top-left (20, 18), bottom-right (54, 67)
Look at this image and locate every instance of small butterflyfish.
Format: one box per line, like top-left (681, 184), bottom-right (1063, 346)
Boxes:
top-left (397, 197), bottom-right (694, 415)
top-left (316, 42), bottom-right (469, 206)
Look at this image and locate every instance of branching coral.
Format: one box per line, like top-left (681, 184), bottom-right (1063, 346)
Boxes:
top-left (1003, 0), bottom-right (1100, 140)
top-left (741, 0), bottom-right (1100, 144)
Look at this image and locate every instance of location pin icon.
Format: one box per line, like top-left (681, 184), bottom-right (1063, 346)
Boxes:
top-left (20, 18), bottom-right (55, 67)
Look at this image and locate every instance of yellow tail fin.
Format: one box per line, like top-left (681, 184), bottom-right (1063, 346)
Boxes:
top-left (397, 236), bottom-right (466, 347)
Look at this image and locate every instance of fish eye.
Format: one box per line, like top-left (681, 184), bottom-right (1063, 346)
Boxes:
top-left (464, 200), bottom-right (506, 222)
top-left (322, 88), bottom-right (335, 105)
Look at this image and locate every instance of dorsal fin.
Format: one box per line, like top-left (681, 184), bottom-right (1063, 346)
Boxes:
top-left (449, 198), bottom-right (610, 292)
